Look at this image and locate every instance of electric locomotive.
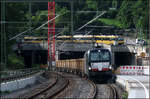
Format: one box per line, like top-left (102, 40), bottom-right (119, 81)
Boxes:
top-left (84, 48), bottom-right (112, 79)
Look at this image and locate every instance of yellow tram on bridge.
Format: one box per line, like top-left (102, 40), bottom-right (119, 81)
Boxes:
top-left (23, 35), bottom-right (124, 45)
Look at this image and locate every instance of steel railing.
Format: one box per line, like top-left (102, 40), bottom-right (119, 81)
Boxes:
top-left (1, 67), bottom-right (43, 82)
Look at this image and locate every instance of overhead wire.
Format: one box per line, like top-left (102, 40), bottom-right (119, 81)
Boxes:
top-left (9, 10), bottom-right (107, 55)
top-left (58, 11), bottom-right (106, 49)
top-left (58, 29), bottom-right (94, 49)
top-left (8, 14), bottom-right (61, 41)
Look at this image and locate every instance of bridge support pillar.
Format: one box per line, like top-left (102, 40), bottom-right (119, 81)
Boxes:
top-left (111, 52), bottom-right (115, 68)
top-left (55, 50), bottom-right (59, 60)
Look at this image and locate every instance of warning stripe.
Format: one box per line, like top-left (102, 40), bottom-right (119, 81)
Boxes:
top-left (118, 65), bottom-right (144, 75)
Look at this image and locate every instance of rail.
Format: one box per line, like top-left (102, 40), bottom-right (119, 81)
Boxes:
top-left (107, 84), bottom-right (118, 99)
top-left (20, 72), bottom-right (69, 98)
top-left (86, 78), bottom-right (97, 98)
top-left (51, 72), bottom-right (97, 98)
top-left (95, 84), bottom-right (119, 98)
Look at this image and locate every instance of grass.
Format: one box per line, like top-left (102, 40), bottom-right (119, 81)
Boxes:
top-left (98, 18), bottom-right (123, 28)
top-left (0, 72), bottom-right (10, 78)
top-left (122, 91), bottom-right (128, 99)
top-left (0, 90), bottom-right (11, 94)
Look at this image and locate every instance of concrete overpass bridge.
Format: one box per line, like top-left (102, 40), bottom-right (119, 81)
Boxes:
top-left (13, 41), bottom-right (149, 68)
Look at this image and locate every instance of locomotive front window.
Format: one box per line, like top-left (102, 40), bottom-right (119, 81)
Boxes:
top-left (90, 50), bottom-right (110, 62)
top-left (99, 51), bottom-right (110, 61)
top-left (90, 52), bottom-right (100, 61)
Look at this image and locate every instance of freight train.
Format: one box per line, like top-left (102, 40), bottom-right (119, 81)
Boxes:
top-left (56, 48), bottom-right (113, 80)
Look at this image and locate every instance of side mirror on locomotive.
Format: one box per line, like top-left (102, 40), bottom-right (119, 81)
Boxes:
top-left (84, 48), bottom-right (112, 77)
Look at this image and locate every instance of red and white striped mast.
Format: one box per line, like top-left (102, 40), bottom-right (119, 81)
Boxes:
top-left (48, 0), bottom-right (55, 67)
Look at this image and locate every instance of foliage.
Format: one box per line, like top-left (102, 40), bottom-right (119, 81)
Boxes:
top-left (116, 0), bottom-right (149, 38)
top-left (32, 64), bottom-right (41, 69)
top-left (5, 3), bottom-right (29, 38)
top-left (5, 0), bottom-right (149, 37)
top-left (122, 91), bottom-right (128, 99)
top-left (112, 0), bottom-right (118, 9)
top-left (7, 53), bottom-right (24, 69)
top-left (0, 90), bottom-right (11, 94)
top-left (86, 0), bottom-right (98, 10)
top-left (2, 0), bottom-right (149, 69)
top-left (6, 2), bottom-right (29, 21)
top-left (98, 18), bottom-right (123, 28)
top-left (116, 0), bottom-right (134, 28)
top-left (55, 4), bottom-right (71, 35)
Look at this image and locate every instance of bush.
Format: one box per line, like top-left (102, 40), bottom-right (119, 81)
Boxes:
top-left (122, 92), bottom-right (128, 99)
top-left (7, 53), bottom-right (25, 69)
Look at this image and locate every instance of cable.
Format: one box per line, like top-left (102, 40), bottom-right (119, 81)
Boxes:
top-left (58, 28), bottom-right (94, 49)
top-left (58, 11), bottom-right (106, 49)
top-left (76, 11), bottom-right (106, 31)
top-left (8, 14), bottom-right (61, 41)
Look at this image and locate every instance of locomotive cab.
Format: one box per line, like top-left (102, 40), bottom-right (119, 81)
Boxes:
top-left (84, 48), bottom-right (112, 78)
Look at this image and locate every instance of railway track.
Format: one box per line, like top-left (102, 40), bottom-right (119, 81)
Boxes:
top-left (20, 72), bottom-right (69, 99)
top-left (107, 84), bottom-right (118, 99)
top-left (95, 84), bottom-right (119, 99)
top-left (48, 71), bottom-right (119, 99)
top-left (2, 70), bottom-right (120, 98)
top-left (52, 72), bottom-right (96, 98)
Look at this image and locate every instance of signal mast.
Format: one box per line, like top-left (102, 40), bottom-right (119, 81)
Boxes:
top-left (48, 0), bottom-right (55, 68)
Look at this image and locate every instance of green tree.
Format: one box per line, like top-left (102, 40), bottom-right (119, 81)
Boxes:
top-left (86, 0), bottom-right (98, 10)
top-left (7, 53), bottom-right (24, 69)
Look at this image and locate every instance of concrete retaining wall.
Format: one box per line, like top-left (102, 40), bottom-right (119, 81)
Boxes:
top-left (144, 66), bottom-right (149, 75)
top-left (116, 76), bottom-right (130, 93)
top-left (116, 75), bottom-right (149, 98)
top-left (0, 76), bottom-right (37, 92)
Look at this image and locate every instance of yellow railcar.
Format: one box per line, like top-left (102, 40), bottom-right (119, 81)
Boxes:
top-left (23, 35), bottom-right (124, 45)
top-left (23, 36), bottom-right (47, 43)
top-left (95, 35), bottom-right (124, 45)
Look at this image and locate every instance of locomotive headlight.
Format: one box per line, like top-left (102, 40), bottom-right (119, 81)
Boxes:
top-left (109, 66), bottom-right (112, 69)
top-left (89, 67), bottom-right (91, 70)
top-left (109, 65), bottom-right (112, 69)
